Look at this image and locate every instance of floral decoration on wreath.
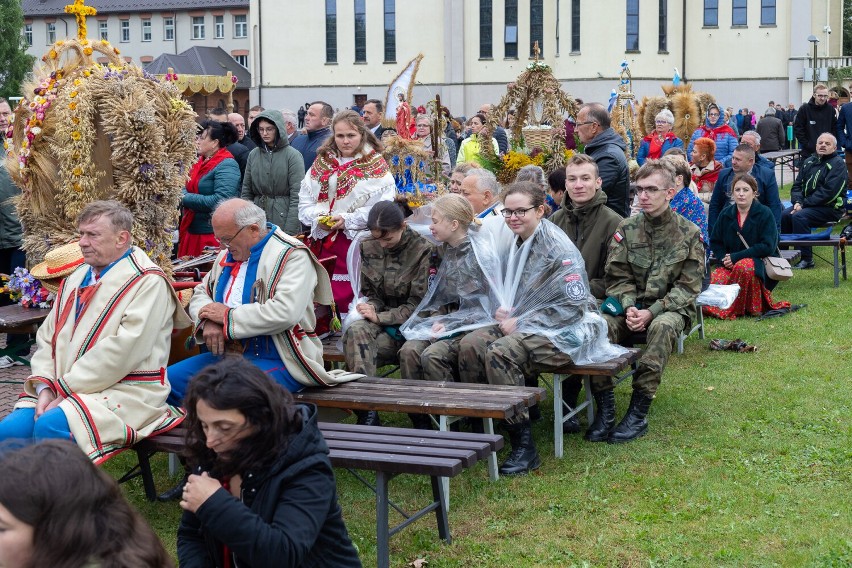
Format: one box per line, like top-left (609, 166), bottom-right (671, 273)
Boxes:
top-left (0, 268), bottom-right (56, 309)
top-left (3, 0), bottom-right (197, 275)
top-left (479, 41), bottom-right (578, 182)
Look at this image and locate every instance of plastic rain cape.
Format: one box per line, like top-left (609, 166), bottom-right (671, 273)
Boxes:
top-left (402, 217), bottom-right (626, 365)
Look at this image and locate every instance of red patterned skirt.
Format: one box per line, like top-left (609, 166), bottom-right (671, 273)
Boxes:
top-left (703, 258), bottom-right (790, 320)
top-left (178, 231), bottom-right (219, 258)
top-left (307, 232), bottom-right (354, 313)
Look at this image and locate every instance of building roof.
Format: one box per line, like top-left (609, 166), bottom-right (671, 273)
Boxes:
top-left (146, 46), bottom-right (250, 85)
top-left (22, 0), bottom-right (249, 17)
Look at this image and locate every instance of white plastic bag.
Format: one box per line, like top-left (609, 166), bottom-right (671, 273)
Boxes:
top-left (696, 284), bottom-right (741, 309)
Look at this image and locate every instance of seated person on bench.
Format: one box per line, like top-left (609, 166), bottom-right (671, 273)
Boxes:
top-left (168, 198), bottom-right (360, 405)
top-left (342, 201), bottom-right (433, 426)
top-left (549, 154), bottom-right (624, 437)
top-left (601, 160), bottom-right (704, 444)
top-left (177, 357), bottom-right (362, 568)
top-left (457, 182), bottom-right (624, 475)
top-left (0, 201), bottom-right (190, 462)
top-left (781, 132), bottom-right (847, 269)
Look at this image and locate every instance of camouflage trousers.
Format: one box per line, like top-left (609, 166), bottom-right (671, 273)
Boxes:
top-left (398, 337), bottom-right (463, 382)
top-left (603, 311), bottom-right (687, 396)
top-left (342, 320), bottom-right (404, 375)
top-left (458, 325), bottom-right (577, 424)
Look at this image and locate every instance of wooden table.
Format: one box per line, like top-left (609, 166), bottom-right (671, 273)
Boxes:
top-left (762, 149), bottom-right (800, 188)
top-left (0, 305), bottom-right (49, 366)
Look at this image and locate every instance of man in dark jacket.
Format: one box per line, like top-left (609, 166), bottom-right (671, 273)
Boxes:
top-left (782, 133), bottom-right (847, 268)
top-left (722, 131), bottom-right (773, 171)
top-left (794, 84), bottom-right (837, 160)
top-left (711, 144), bottom-right (783, 230)
top-left (228, 112), bottom-right (257, 151)
top-left (835, 100), bottom-right (852, 184)
top-left (479, 103), bottom-right (509, 154)
top-left (756, 108), bottom-right (785, 152)
top-left (576, 103), bottom-right (630, 217)
top-left (549, 154), bottom-right (623, 437)
top-left (291, 101), bottom-right (333, 170)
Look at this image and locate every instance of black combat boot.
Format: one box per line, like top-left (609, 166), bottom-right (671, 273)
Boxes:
top-left (355, 410), bottom-right (381, 427)
top-left (408, 413), bottom-right (433, 430)
top-left (584, 389), bottom-right (616, 442)
top-left (499, 421), bottom-right (541, 475)
top-left (607, 390), bottom-right (654, 444)
top-left (561, 380), bottom-right (584, 434)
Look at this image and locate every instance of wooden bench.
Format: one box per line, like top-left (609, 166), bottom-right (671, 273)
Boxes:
top-left (542, 348), bottom-right (642, 458)
top-left (0, 305), bottom-right (48, 366)
top-left (127, 423), bottom-right (503, 568)
top-left (295, 375), bottom-right (544, 484)
top-left (780, 236), bottom-right (847, 287)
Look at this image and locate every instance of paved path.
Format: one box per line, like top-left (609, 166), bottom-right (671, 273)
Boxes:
top-left (0, 337), bottom-right (33, 420)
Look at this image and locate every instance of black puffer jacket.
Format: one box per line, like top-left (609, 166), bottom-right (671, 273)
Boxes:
top-left (177, 404), bottom-right (361, 568)
top-left (583, 128), bottom-right (630, 217)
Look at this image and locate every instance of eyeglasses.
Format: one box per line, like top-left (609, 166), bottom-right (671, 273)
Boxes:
top-left (501, 206), bottom-right (536, 218)
top-left (708, 113), bottom-right (720, 117)
top-left (257, 126), bottom-right (277, 134)
top-left (655, 120), bottom-right (670, 125)
top-left (215, 225), bottom-right (247, 248)
top-left (635, 186), bottom-right (669, 196)
top-left (575, 121), bottom-right (597, 127)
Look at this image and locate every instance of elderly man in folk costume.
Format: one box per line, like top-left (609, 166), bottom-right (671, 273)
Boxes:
top-left (167, 198), bottom-right (362, 405)
top-left (0, 201), bottom-right (190, 463)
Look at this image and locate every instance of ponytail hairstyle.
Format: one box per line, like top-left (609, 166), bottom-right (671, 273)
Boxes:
top-left (432, 193), bottom-right (474, 227)
top-left (366, 200), bottom-right (407, 238)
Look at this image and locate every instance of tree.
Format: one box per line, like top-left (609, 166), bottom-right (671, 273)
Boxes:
top-left (845, 0), bottom-right (852, 57)
top-left (0, 0), bottom-right (35, 100)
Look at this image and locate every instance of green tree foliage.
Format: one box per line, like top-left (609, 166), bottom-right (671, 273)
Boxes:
top-left (845, 0), bottom-right (852, 57)
top-left (0, 0), bottom-right (35, 100)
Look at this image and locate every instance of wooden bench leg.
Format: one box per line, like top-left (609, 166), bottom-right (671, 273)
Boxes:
top-left (437, 416), bottom-right (452, 512)
top-left (430, 475), bottom-right (452, 544)
top-left (834, 245), bottom-right (840, 287)
top-left (375, 471), bottom-right (391, 568)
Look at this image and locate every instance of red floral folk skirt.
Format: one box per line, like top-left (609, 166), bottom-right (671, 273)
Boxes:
top-left (703, 258), bottom-right (790, 320)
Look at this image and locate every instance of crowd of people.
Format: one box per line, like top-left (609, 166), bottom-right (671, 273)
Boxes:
top-left (0, 82), bottom-right (849, 566)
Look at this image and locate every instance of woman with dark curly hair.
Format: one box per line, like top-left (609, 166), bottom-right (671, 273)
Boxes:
top-left (177, 357), bottom-right (361, 568)
top-left (0, 439), bottom-right (173, 568)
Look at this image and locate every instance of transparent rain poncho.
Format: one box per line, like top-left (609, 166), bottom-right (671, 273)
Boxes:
top-left (403, 217), bottom-right (626, 365)
top-left (400, 230), bottom-right (495, 340)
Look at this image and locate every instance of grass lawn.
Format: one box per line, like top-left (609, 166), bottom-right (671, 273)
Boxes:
top-left (104, 217), bottom-right (852, 567)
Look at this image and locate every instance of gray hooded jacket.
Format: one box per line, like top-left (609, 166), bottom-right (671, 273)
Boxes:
top-left (241, 110), bottom-right (306, 235)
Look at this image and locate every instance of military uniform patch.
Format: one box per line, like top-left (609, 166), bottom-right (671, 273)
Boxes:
top-left (565, 279), bottom-right (586, 301)
top-left (613, 231), bottom-right (624, 243)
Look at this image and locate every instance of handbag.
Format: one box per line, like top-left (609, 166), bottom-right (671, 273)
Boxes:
top-left (737, 233), bottom-right (793, 281)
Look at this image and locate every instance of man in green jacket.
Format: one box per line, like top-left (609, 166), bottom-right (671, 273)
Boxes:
top-left (602, 160), bottom-right (704, 443)
top-left (241, 110), bottom-right (306, 236)
top-left (549, 154), bottom-right (623, 438)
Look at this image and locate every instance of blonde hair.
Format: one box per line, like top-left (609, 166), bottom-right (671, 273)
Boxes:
top-left (432, 193), bottom-right (474, 226)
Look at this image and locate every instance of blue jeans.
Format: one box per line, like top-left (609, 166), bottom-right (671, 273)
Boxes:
top-left (167, 352), bottom-right (304, 406)
top-left (0, 407), bottom-right (74, 442)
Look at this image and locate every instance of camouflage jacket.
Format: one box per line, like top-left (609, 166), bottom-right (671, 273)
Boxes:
top-left (605, 207), bottom-right (704, 320)
top-left (361, 225), bottom-right (434, 325)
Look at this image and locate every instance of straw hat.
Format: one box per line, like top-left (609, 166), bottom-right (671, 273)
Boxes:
top-left (30, 242), bottom-right (84, 293)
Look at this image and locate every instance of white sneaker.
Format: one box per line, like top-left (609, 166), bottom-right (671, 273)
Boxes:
top-left (0, 355), bottom-right (16, 369)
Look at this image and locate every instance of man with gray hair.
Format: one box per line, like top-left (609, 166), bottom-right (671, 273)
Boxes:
top-left (723, 130), bottom-right (773, 171)
top-left (576, 103), bottom-right (630, 217)
top-left (0, 200), bottom-right (191, 461)
top-left (167, 198), bottom-right (359, 404)
top-left (460, 168), bottom-right (503, 218)
top-left (228, 112), bottom-right (257, 151)
top-left (280, 108), bottom-right (299, 143)
top-left (756, 107), bottom-right (785, 152)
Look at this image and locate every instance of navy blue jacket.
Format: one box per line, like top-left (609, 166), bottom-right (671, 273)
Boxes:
top-left (291, 127), bottom-right (332, 170)
top-left (836, 102), bottom-right (852, 150)
top-left (709, 166), bottom-right (783, 232)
